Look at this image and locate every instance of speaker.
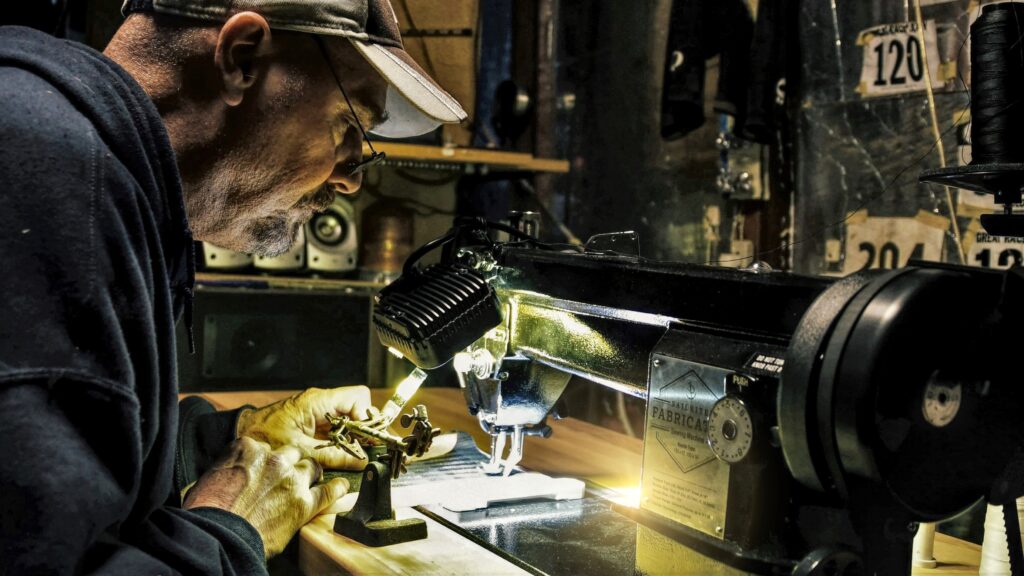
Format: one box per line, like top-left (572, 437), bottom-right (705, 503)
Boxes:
top-left (176, 283), bottom-right (378, 391)
top-left (200, 242), bottom-right (253, 271)
top-left (254, 225), bottom-right (307, 272)
top-left (306, 195), bottom-right (358, 274)
top-left (358, 198), bottom-right (414, 283)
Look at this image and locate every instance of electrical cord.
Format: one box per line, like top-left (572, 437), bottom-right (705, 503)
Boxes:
top-left (914, 0), bottom-right (966, 264)
top-left (401, 218), bottom-right (537, 276)
top-left (402, 229), bottom-right (461, 276)
top-left (400, 218), bottom-right (588, 276)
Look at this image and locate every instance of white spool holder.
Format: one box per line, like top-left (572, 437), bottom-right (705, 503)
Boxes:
top-left (913, 522), bottom-right (938, 569)
top-left (980, 498), bottom-right (1024, 576)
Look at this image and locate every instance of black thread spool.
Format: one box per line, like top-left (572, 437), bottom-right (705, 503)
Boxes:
top-left (921, 3), bottom-right (1024, 236)
top-left (971, 5), bottom-right (1024, 167)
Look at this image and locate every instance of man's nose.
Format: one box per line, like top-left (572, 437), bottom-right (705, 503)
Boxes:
top-left (327, 162), bottom-right (363, 194)
top-left (327, 125), bottom-right (364, 194)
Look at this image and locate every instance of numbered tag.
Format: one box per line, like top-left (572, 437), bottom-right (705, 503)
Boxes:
top-left (842, 211), bottom-right (947, 274)
top-left (966, 225), bottom-right (1024, 270)
top-left (857, 21), bottom-right (942, 98)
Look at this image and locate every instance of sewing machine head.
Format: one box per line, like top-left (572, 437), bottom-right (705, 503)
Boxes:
top-left (373, 219), bottom-right (1024, 575)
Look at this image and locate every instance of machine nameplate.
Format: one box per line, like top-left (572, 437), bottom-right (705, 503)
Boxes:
top-left (642, 355), bottom-right (729, 539)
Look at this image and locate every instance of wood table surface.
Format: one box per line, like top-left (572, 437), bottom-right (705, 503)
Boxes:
top-left (187, 387), bottom-right (982, 575)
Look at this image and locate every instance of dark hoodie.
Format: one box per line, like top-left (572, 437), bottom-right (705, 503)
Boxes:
top-left (0, 26), bottom-right (266, 575)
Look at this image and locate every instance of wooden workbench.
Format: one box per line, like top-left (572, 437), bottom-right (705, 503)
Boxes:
top-left (190, 388), bottom-right (982, 575)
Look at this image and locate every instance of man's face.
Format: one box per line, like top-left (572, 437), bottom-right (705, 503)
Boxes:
top-left (188, 33), bottom-right (387, 256)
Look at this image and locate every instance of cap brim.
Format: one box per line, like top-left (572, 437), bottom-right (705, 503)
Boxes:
top-left (349, 39), bottom-right (467, 138)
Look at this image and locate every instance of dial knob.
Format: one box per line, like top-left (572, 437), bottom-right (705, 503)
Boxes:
top-left (707, 395), bottom-right (754, 464)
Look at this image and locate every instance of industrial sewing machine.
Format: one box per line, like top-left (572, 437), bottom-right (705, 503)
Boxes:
top-left (372, 220), bottom-right (1024, 576)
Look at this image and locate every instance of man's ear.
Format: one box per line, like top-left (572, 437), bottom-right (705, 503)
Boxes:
top-left (214, 12), bottom-right (271, 107)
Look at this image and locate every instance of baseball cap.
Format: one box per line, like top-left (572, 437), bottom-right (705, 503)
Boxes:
top-left (122, 0), bottom-right (467, 138)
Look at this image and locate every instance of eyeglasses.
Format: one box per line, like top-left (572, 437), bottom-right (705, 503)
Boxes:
top-left (314, 36), bottom-right (386, 177)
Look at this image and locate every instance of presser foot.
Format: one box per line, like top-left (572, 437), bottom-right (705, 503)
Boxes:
top-left (481, 425), bottom-right (524, 477)
top-left (480, 422), bottom-right (552, 477)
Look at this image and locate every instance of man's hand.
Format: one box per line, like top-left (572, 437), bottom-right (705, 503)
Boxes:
top-left (236, 386), bottom-right (375, 470)
top-left (183, 437), bottom-right (348, 557)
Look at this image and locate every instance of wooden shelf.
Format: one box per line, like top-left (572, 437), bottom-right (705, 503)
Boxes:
top-left (363, 142), bottom-right (570, 174)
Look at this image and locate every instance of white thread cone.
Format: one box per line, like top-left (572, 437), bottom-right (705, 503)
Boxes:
top-left (980, 499), bottom-right (1024, 576)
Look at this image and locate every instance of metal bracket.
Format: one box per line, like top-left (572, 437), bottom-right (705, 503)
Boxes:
top-left (584, 231), bottom-right (640, 257)
top-left (333, 460), bottom-right (427, 547)
top-left (330, 406), bottom-right (440, 546)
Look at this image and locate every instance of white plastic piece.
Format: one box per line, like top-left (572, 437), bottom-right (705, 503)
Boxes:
top-left (440, 473), bottom-right (586, 512)
top-left (327, 470), bottom-right (585, 517)
top-left (912, 522), bottom-right (938, 569)
top-left (980, 499), bottom-right (1024, 575)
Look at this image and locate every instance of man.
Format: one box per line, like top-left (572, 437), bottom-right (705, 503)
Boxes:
top-left (0, 0), bottom-right (465, 573)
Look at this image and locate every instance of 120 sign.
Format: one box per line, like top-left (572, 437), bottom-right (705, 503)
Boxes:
top-left (872, 35), bottom-right (925, 87)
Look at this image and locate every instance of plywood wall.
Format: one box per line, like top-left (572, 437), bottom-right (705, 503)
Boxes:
top-left (391, 0), bottom-right (479, 146)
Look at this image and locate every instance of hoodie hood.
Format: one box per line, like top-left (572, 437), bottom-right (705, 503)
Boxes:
top-left (0, 26), bottom-right (194, 304)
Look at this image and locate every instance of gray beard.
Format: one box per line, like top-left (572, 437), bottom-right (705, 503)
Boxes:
top-left (246, 215), bottom-right (302, 257)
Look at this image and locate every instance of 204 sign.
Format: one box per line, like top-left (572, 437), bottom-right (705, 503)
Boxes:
top-left (858, 21), bottom-right (941, 98)
top-left (857, 241), bottom-right (926, 271)
top-left (842, 214), bottom-right (946, 274)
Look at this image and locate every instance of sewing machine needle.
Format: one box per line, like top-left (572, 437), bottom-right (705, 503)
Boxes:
top-left (482, 430), bottom-right (507, 475)
top-left (502, 425), bottom-right (524, 478)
